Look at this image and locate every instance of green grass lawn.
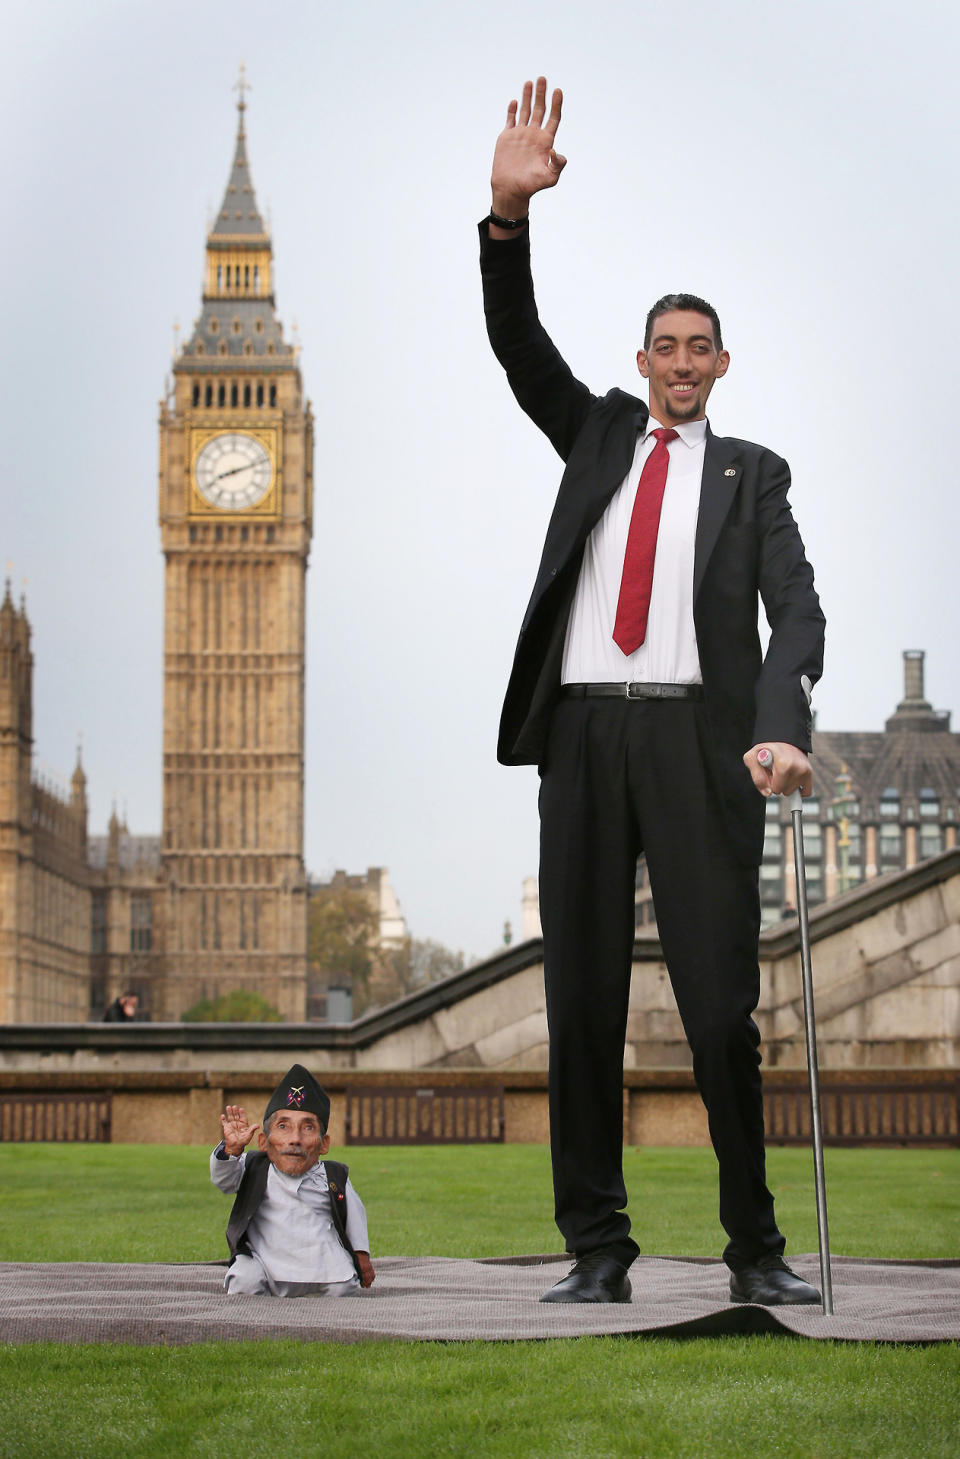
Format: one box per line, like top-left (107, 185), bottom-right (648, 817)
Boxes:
top-left (1, 1143), bottom-right (958, 1459)
top-left (0, 1141), bottom-right (957, 1264)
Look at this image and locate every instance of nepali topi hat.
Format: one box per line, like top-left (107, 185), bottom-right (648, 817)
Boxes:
top-left (264, 1064), bottom-right (331, 1130)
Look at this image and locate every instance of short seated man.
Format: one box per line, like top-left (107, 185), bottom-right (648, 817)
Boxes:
top-left (210, 1063), bottom-right (374, 1297)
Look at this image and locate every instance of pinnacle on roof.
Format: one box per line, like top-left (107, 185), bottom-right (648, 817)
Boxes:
top-left (211, 64), bottom-right (268, 241)
top-left (0, 580), bottom-right (15, 641)
top-left (885, 649), bottom-right (944, 733)
top-left (71, 744), bottom-right (87, 804)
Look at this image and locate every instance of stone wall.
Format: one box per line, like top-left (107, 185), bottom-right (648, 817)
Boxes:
top-left (2, 850), bottom-right (956, 1144)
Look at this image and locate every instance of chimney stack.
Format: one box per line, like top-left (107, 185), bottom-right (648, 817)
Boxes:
top-left (885, 650), bottom-right (945, 733)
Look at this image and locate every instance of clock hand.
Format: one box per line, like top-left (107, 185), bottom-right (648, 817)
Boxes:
top-left (211, 461), bottom-right (259, 483)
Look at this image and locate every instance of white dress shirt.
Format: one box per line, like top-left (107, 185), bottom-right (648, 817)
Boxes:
top-left (561, 415), bottom-right (706, 685)
top-left (210, 1149), bottom-right (369, 1287)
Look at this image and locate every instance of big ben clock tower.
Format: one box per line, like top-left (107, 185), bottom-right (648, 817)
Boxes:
top-left (158, 75), bottom-right (312, 1019)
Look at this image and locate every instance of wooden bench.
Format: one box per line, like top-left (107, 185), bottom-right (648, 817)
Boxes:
top-left (345, 1085), bottom-right (504, 1145)
top-left (764, 1080), bottom-right (960, 1147)
top-left (0, 1092), bottom-right (112, 1143)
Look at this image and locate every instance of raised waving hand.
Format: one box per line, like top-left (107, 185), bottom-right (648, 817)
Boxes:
top-left (220, 1103), bottom-right (260, 1157)
top-left (490, 76), bottom-right (565, 226)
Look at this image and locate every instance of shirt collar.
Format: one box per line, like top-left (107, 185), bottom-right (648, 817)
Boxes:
top-left (645, 415), bottom-right (708, 448)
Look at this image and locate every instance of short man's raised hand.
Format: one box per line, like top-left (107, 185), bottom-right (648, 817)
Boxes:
top-left (220, 1104), bottom-right (260, 1157)
top-left (490, 76), bottom-right (565, 225)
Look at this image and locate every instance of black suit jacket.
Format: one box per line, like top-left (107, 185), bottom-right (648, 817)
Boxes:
top-left (480, 223), bottom-right (825, 866)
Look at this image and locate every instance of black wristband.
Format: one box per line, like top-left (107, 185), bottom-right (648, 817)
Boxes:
top-left (488, 209), bottom-right (529, 230)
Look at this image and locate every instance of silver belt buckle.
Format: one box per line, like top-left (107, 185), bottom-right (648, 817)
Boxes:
top-left (625, 681), bottom-right (653, 700)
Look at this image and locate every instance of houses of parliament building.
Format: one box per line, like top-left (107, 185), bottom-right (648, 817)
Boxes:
top-left (1, 87), bottom-right (314, 1022)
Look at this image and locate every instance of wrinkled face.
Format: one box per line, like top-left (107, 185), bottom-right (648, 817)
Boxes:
top-left (637, 310), bottom-right (729, 425)
top-left (259, 1109), bottom-right (330, 1176)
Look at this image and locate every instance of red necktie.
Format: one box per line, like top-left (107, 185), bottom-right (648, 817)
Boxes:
top-left (612, 427), bottom-right (679, 656)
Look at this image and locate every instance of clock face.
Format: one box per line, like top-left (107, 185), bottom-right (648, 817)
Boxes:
top-left (194, 432), bottom-right (273, 510)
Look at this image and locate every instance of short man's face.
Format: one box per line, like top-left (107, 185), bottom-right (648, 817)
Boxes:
top-left (637, 310), bottom-right (729, 426)
top-left (258, 1109), bottom-right (330, 1176)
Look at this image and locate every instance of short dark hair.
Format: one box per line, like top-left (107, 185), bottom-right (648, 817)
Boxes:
top-left (644, 293), bottom-right (723, 352)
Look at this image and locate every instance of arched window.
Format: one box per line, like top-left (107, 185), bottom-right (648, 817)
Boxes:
top-left (217, 265), bottom-right (222, 290)
top-left (243, 383), bottom-right (251, 406)
top-left (218, 383), bottom-right (226, 407)
top-left (269, 384), bottom-right (277, 407)
top-left (256, 383), bottom-right (264, 406)
top-left (230, 383), bottom-right (238, 407)
top-left (253, 265), bottom-right (259, 294)
top-left (192, 384), bottom-right (200, 407)
top-left (205, 383), bottom-right (213, 407)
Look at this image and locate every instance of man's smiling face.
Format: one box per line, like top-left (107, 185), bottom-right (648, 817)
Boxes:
top-left (637, 310), bottom-right (729, 425)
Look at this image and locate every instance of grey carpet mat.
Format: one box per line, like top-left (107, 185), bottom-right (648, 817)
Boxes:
top-left (1, 1256), bottom-right (958, 1345)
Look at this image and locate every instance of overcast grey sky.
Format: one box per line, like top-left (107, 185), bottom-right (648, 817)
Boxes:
top-left (2, 0), bottom-right (958, 961)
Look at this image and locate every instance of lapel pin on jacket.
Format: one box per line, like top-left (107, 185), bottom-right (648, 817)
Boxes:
top-left (724, 466), bottom-right (737, 477)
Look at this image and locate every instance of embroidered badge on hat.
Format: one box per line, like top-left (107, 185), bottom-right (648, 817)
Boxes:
top-left (264, 1064), bottom-right (331, 1129)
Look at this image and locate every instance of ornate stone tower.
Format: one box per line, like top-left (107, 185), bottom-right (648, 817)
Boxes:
top-left (0, 586), bottom-right (91, 1020)
top-left (158, 77), bottom-right (313, 1018)
top-left (0, 584), bottom-right (33, 1019)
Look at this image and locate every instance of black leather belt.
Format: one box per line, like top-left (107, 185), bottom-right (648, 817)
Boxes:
top-left (560, 681), bottom-right (704, 701)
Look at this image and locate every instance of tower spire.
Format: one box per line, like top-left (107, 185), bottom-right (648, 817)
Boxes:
top-left (212, 63), bottom-right (267, 240)
top-left (179, 70), bottom-right (293, 364)
top-left (234, 60), bottom-right (251, 124)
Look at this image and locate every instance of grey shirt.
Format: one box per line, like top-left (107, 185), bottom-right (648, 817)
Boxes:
top-left (210, 1149), bottom-right (369, 1284)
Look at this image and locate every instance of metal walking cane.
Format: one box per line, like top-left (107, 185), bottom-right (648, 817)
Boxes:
top-left (758, 744), bottom-right (834, 1315)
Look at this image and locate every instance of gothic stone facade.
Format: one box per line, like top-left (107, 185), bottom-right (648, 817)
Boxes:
top-left (0, 589), bottom-right (91, 1021)
top-left (157, 90), bottom-right (312, 1019)
top-left (0, 91), bottom-right (313, 1022)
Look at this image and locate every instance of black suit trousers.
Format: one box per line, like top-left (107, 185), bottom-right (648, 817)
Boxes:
top-left (538, 695), bottom-right (786, 1271)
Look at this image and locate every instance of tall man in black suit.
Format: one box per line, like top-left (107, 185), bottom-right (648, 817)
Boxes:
top-left (480, 79), bottom-right (825, 1306)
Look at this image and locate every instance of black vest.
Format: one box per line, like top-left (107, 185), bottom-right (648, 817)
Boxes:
top-left (224, 1152), bottom-right (362, 1281)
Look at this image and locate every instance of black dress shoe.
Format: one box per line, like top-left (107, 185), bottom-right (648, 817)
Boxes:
top-left (730, 1255), bottom-right (821, 1306)
top-left (540, 1249), bottom-right (632, 1304)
